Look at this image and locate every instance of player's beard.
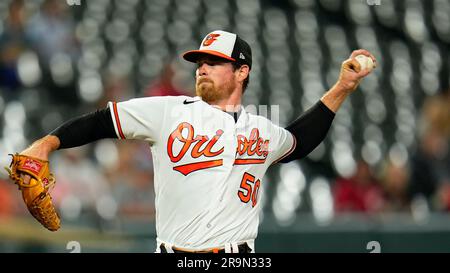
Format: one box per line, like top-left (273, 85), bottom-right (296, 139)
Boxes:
top-left (196, 77), bottom-right (235, 104)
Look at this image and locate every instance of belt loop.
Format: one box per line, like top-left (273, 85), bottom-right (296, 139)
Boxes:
top-left (165, 243), bottom-right (174, 253)
top-left (224, 243), bottom-right (231, 253)
top-left (231, 242), bottom-right (239, 253)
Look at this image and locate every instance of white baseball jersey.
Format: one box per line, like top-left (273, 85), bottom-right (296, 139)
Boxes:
top-left (108, 95), bottom-right (296, 251)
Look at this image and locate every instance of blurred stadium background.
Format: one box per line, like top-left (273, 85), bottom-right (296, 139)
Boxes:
top-left (0, 0), bottom-right (449, 253)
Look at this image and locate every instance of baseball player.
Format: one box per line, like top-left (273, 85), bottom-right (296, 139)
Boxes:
top-left (14, 30), bottom-right (376, 253)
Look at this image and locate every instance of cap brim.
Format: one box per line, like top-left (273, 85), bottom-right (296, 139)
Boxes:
top-left (182, 50), bottom-right (236, 63)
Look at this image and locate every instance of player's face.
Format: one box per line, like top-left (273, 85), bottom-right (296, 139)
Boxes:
top-left (195, 56), bottom-right (237, 103)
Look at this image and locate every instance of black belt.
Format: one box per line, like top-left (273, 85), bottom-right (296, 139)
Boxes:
top-left (159, 242), bottom-right (252, 253)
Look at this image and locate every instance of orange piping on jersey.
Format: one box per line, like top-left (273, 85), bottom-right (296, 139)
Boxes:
top-left (173, 159), bottom-right (223, 176)
top-left (272, 133), bottom-right (297, 165)
top-left (112, 102), bottom-right (126, 139)
top-left (234, 158), bottom-right (266, 165)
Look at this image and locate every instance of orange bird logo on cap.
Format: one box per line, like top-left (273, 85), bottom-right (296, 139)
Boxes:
top-left (203, 34), bottom-right (220, 46)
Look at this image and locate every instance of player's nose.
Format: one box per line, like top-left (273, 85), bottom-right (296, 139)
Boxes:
top-left (196, 63), bottom-right (209, 76)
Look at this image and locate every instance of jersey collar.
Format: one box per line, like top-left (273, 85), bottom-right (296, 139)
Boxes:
top-left (195, 96), bottom-right (249, 127)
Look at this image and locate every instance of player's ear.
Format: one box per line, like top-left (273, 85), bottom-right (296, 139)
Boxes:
top-left (237, 65), bottom-right (250, 82)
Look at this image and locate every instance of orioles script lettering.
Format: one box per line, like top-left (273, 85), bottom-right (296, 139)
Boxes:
top-left (167, 122), bottom-right (270, 175)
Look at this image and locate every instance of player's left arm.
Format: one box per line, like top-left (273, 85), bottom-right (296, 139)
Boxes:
top-left (281, 49), bottom-right (376, 162)
top-left (15, 107), bottom-right (117, 161)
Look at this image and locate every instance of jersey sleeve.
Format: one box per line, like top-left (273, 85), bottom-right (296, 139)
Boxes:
top-left (108, 96), bottom-right (168, 143)
top-left (268, 123), bottom-right (297, 165)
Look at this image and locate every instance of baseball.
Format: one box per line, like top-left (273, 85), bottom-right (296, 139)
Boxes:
top-left (355, 54), bottom-right (375, 72)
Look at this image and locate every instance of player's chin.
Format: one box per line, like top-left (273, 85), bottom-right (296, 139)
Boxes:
top-left (196, 87), bottom-right (220, 103)
top-left (196, 84), bottom-right (213, 96)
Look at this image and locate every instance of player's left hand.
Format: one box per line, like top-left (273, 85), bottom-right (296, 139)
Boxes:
top-left (335, 49), bottom-right (377, 94)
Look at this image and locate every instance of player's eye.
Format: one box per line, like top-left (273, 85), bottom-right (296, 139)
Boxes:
top-left (197, 61), bottom-right (216, 68)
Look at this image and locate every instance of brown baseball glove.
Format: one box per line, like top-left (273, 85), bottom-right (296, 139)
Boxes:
top-left (4, 153), bottom-right (60, 231)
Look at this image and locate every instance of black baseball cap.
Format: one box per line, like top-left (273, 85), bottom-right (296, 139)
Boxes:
top-left (183, 30), bottom-right (252, 69)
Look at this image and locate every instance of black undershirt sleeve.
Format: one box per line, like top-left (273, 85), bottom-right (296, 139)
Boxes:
top-left (49, 107), bottom-right (118, 149)
top-left (280, 100), bottom-right (335, 163)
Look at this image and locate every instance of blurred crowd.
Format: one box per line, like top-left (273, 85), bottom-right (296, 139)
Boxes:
top-left (0, 0), bottom-right (449, 229)
top-left (333, 86), bottom-right (450, 213)
top-left (333, 90), bottom-right (450, 215)
top-left (279, 87), bottom-right (450, 224)
top-left (0, 0), bottom-right (165, 224)
top-left (0, 0), bottom-right (78, 104)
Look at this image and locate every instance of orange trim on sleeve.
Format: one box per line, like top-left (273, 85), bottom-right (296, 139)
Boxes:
top-left (112, 102), bottom-right (126, 139)
top-left (272, 133), bottom-right (297, 165)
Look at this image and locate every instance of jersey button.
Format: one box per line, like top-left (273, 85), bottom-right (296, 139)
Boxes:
top-left (207, 223), bottom-right (211, 228)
